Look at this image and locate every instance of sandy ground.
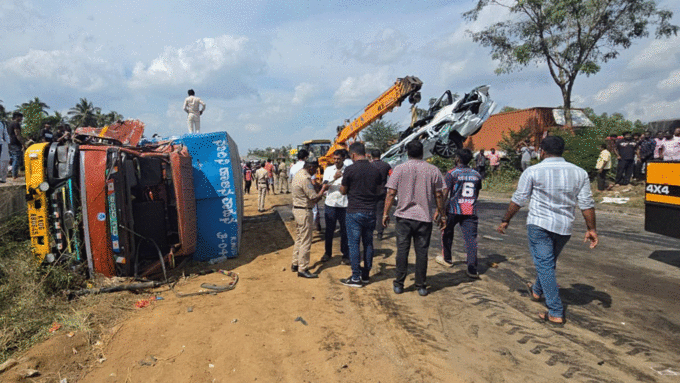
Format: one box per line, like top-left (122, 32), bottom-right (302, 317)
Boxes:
top-left (3, 188), bottom-right (679, 382)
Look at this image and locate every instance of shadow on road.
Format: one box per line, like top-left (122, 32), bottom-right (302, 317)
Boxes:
top-left (561, 283), bottom-right (612, 309)
top-left (428, 270), bottom-right (475, 293)
top-left (649, 250), bottom-right (680, 268)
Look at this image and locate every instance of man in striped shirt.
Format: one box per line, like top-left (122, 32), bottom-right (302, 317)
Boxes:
top-left (497, 136), bottom-right (598, 326)
top-left (436, 149), bottom-right (482, 279)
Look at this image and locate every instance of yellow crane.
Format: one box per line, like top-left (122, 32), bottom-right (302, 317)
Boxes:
top-left (316, 76), bottom-right (422, 169)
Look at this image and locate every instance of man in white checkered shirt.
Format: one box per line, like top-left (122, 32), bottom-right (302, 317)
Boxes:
top-left (497, 136), bottom-right (598, 326)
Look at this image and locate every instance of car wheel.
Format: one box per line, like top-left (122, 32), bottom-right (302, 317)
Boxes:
top-left (433, 132), bottom-right (463, 158)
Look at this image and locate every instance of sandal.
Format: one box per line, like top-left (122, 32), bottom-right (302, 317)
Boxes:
top-left (526, 282), bottom-right (542, 302)
top-left (539, 311), bottom-right (565, 326)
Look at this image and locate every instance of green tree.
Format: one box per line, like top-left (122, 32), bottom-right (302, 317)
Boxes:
top-left (42, 111), bottom-right (66, 128)
top-left (68, 98), bottom-right (100, 128)
top-left (19, 102), bottom-right (48, 139)
top-left (464, 0), bottom-right (678, 127)
top-left (499, 106), bottom-right (519, 113)
top-left (498, 125), bottom-right (534, 170)
top-left (554, 111), bottom-right (645, 176)
top-left (94, 110), bottom-right (124, 127)
top-left (362, 120), bottom-right (400, 152)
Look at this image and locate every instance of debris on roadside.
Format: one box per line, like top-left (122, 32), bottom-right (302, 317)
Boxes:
top-left (295, 316), bottom-right (308, 326)
top-left (19, 369), bottom-right (40, 378)
top-left (0, 358), bottom-right (18, 373)
top-left (601, 197), bottom-right (630, 204)
top-left (482, 235), bottom-right (503, 241)
top-left (48, 323), bottom-right (62, 333)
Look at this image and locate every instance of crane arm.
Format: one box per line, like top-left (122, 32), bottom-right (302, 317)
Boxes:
top-left (318, 76), bottom-right (422, 168)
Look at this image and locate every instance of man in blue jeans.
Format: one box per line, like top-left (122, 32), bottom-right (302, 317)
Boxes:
top-left (339, 142), bottom-right (383, 287)
top-left (497, 136), bottom-right (598, 325)
top-left (7, 112), bottom-right (25, 180)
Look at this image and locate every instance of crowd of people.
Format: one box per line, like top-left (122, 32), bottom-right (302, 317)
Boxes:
top-left (246, 136), bottom-right (599, 325)
top-left (0, 112), bottom-right (74, 183)
top-left (596, 128), bottom-right (680, 190)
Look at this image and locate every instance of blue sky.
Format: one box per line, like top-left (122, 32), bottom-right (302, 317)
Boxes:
top-left (1, 0), bottom-right (679, 152)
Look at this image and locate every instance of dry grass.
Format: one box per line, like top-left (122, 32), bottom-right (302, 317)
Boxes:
top-left (0, 215), bottom-right (137, 363)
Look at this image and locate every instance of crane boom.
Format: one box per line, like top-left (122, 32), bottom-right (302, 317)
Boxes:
top-left (318, 76), bottom-right (422, 168)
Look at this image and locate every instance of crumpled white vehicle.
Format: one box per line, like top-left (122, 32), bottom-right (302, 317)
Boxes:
top-left (382, 85), bottom-right (497, 167)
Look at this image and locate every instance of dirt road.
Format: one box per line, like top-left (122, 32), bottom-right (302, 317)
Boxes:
top-left (5, 190), bottom-right (680, 382)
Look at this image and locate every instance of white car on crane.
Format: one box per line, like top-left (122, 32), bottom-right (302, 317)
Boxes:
top-left (382, 85), bottom-right (497, 167)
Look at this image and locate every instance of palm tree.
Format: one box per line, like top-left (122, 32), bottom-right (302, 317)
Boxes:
top-left (94, 110), bottom-right (124, 127)
top-left (18, 97), bottom-right (50, 115)
top-left (68, 98), bottom-right (100, 128)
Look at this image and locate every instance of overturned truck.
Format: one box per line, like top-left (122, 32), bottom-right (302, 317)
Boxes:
top-left (24, 120), bottom-right (242, 279)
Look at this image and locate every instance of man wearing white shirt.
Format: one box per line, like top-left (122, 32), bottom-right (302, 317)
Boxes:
top-left (498, 136), bottom-right (597, 326)
top-left (321, 150), bottom-right (349, 263)
top-left (183, 89), bottom-right (206, 134)
top-left (289, 149), bottom-right (308, 179)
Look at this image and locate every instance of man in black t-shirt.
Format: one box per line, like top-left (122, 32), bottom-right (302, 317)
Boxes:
top-left (7, 112), bottom-right (25, 180)
top-left (370, 148), bottom-right (391, 239)
top-left (614, 131), bottom-right (636, 186)
top-left (339, 142), bottom-right (383, 287)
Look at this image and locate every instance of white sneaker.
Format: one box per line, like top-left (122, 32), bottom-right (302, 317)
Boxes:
top-left (435, 255), bottom-right (454, 267)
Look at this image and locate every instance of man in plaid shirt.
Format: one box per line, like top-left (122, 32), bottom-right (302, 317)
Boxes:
top-left (436, 149), bottom-right (482, 279)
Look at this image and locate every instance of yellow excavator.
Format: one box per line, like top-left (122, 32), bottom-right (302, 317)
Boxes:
top-left (314, 76), bottom-right (423, 169)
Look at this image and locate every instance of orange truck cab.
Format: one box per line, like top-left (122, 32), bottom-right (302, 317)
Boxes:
top-left (79, 144), bottom-right (196, 277)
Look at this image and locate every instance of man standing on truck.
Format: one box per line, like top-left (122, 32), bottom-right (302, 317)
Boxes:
top-left (497, 136), bottom-right (598, 325)
top-left (291, 159), bottom-right (329, 279)
top-left (183, 89), bottom-right (206, 134)
top-left (254, 162), bottom-right (269, 212)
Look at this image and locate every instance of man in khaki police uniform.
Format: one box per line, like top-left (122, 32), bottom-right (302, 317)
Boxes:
top-left (291, 159), bottom-right (329, 278)
top-left (254, 162), bottom-right (269, 212)
top-left (277, 159), bottom-right (289, 193)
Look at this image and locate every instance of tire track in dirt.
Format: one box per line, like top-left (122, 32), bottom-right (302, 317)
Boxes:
top-left (443, 281), bottom-right (659, 382)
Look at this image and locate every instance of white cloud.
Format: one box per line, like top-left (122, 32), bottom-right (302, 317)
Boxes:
top-left (128, 35), bottom-right (265, 90)
top-left (657, 69), bottom-right (680, 90)
top-left (333, 70), bottom-right (392, 105)
top-left (593, 81), bottom-right (635, 104)
top-left (341, 28), bottom-right (409, 64)
top-left (245, 123), bottom-right (261, 132)
top-left (439, 60), bottom-right (468, 84)
top-left (0, 45), bottom-right (120, 92)
top-left (627, 35), bottom-right (680, 71)
top-left (291, 82), bottom-right (316, 105)
top-left (624, 94), bottom-right (680, 122)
